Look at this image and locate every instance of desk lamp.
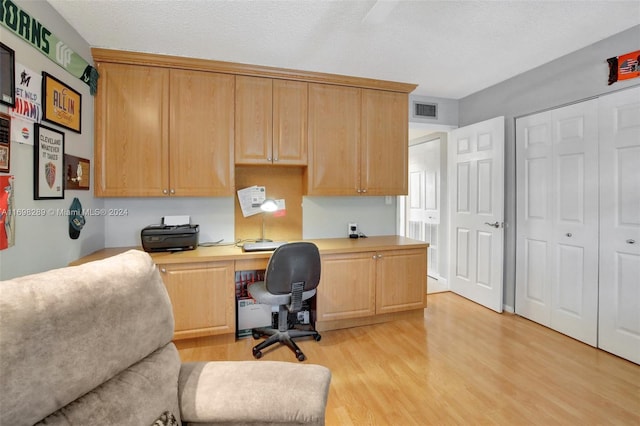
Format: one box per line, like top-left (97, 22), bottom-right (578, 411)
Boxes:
top-left (257, 199), bottom-right (278, 242)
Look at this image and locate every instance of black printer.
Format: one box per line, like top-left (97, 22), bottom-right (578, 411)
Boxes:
top-left (141, 224), bottom-right (199, 252)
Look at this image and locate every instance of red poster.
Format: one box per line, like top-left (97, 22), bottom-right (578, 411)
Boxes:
top-left (0, 175), bottom-right (15, 250)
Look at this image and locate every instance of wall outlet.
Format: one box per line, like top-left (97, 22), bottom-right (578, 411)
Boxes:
top-left (348, 222), bottom-right (358, 238)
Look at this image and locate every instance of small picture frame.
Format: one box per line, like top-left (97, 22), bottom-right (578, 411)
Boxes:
top-left (34, 124), bottom-right (65, 199)
top-left (42, 72), bottom-right (82, 133)
top-left (64, 153), bottom-right (91, 190)
top-left (0, 112), bottom-right (10, 173)
top-left (0, 42), bottom-right (15, 107)
top-left (0, 145), bottom-right (9, 173)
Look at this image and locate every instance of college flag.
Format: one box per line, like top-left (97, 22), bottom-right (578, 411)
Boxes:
top-left (607, 50), bottom-right (640, 85)
top-left (0, 0), bottom-right (99, 94)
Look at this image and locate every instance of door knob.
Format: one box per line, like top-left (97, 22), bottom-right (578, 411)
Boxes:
top-left (484, 222), bottom-right (500, 228)
top-left (627, 239), bottom-right (636, 244)
top-left (566, 233), bottom-right (572, 237)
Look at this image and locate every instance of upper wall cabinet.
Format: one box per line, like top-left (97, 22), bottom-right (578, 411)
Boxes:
top-left (235, 76), bottom-right (308, 165)
top-left (306, 84), bottom-right (409, 196)
top-left (361, 89), bottom-right (409, 196)
top-left (94, 63), bottom-right (234, 197)
top-left (92, 48), bottom-right (416, 197)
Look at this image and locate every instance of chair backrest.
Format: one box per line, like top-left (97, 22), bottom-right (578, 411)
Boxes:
top-left (264, 242), bottom-right (321, 295)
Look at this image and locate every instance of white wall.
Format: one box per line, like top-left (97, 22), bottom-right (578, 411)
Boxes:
top-left (0, 1), bottom-right (103, 280)
top-left (302, 196), bottom-right (397, 239)
top-left (458, 25), bottom-right (640, 310)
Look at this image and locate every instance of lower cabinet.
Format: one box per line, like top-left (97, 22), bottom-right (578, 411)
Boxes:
top-left (158, 261), bottom-right (235, 340)
top-left (316, 248), bottom-right (426, 322)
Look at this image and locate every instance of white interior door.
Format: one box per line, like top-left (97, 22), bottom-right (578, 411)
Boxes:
top-left (597, 87), bottom-right (640, 364)
top-left (408, 140), bottom-right (440, 278)
top-left (448, 117), bottom-right (504, 312)
top-left (515, 100), bottom-right (599, 346)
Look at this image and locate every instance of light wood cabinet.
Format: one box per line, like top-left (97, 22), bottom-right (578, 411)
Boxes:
top-left (169, 69), bottom-right (235, 196)
top-left (307, 84), bottom-right (361, 195)
top-left (94, 62), bottom-right (169, 197)
top-left (375, 248), bottom-right (426, 314)
top-left (316, 248), bottom-right (426, 322)
top-left (316, 251), bottom-right (376, 321)
top-left (158, 261), bottom-right (236, 340)
top-left (361, 89), bottom-right (409, 196)
top-left (94, 62), bottom-right (234, 197)
top-left (235, 76), bottom-right (307, 165)
top-left (307, 84), bottom-right (408, 195)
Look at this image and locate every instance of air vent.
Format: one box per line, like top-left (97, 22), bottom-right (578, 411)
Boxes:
top-left (414, 102), bottom-right (438, 119)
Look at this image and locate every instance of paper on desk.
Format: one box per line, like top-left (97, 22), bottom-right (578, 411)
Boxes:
top-left (237, 185), bottom-right (266, 217)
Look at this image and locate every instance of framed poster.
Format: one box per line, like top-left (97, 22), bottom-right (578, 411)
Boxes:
top-left (0, 42), bottom-right (15, 107)
top-left (34, 124), bottom-right (65, 199)
top-left (42, 72), bottom-right (81, 133)
top-left (0, 112), bottom-right (10, 172)
top-left (0, 144), bottom-right (8, 173)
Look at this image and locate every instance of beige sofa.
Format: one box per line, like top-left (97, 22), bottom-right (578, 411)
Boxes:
top-left (0, 249), bottom-right (331, 425)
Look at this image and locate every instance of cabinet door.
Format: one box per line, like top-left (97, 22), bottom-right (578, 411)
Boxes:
top-left (361, 89), bottom-right (408, 195)
top-left (235, 76), bottom-right (273, 164)
top-left (94, 62), bottom-right (169, 196)
top-left (316, 252), bottom-right (376, 321)
top-left (307, 83), bottom-right (361, 195)
top-left (158, 261), bottom-right (235, 339)
top-left (375, 248), bottom-right (426, 314)
top-left (273, 80), bottom-right (308, 165)
top-left (170, 70), bottom-right (234, 196)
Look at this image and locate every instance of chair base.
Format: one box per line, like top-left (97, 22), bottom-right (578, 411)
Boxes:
top-left (251, 326), bottom-right (321, 362)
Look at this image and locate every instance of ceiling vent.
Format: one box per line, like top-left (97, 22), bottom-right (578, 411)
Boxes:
top-left (413, 101), bottom-right (438, 119)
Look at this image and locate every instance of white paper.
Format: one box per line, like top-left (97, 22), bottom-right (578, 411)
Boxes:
top-left (163, 215), bottom-right (190, 226)
top-left (237, 185), bottom-right (266, 217)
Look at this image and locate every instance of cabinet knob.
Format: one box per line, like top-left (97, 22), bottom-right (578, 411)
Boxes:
top-left (274, 157), bottom-right (278, 162)
top-left (170, 189), bottom-right (175, 194)
top-left (357, 189), bottom-right (362, 193)
top-left (362, 189), bottom-right (367, 193)
top-left (160, 268), bottom-right (166, 273)
top-left (162, 189), bottom-right (168, 195)
top-left (377, 254), bottom-right (383, 259)
top-left (267, 157), bottom-right (272, 162)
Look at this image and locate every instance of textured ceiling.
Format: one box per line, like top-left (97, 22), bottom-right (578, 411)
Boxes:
top-left (47, 0), bottom-right (639, 99)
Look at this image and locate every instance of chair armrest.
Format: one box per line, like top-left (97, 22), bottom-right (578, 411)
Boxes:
top-left (178, 361), bottom-right (331, 425)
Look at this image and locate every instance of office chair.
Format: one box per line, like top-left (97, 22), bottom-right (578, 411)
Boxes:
top-left (248, 242), bottom-right (322, 362)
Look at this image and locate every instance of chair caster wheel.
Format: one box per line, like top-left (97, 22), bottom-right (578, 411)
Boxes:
top-left (314, 334), bottom-right (322, 342)
top-left (253, 349), bottom-right (263, 359)
top-left (252, 332), bottom-right (261, 340)
top-left (296, 353), bottom-right (306, 362)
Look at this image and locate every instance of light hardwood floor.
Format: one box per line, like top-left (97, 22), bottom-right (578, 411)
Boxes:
top-left (177, 292), bottom-right (640, 425)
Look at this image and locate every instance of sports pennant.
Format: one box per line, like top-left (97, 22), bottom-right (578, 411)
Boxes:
top-left (0, 0), bottom-right (99, 95)
top-left (607, 50), bottom-right (640, 85)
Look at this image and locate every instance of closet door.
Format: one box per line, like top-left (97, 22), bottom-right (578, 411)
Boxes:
top-left (597, 87), bottom-right (640, 364)
top-left (515, 100), bottom-right (599, 346)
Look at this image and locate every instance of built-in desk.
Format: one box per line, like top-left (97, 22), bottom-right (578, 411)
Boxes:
top-left (71, 236), bottom-right (428, 339)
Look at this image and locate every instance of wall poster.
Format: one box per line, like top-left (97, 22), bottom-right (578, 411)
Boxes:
top-left (42, 72), bottom-right (82, 133)
top-left (34, 124), bottom-right (64, 199)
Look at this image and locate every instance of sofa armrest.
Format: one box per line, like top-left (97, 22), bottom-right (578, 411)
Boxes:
top-left (178, 361), bottom-right (331, 425)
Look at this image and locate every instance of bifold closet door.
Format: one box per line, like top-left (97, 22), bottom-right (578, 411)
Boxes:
top-left (597, 87), bottom-right (640, 365)
top-left (515, 100), bottom-right (599, 346)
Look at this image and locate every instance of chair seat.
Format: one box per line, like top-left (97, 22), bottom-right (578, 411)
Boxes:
top-left (249, 281), bottom-right (316, 306)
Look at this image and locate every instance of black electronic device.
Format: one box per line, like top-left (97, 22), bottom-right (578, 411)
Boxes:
top-left (141, 224), bottom-right (199, 252)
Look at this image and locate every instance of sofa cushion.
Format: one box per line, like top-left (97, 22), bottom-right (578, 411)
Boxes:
top-left (35, 344), bottom-right (182, 426)
top-left (0, 249), bottom-right (176, 425)
top-left (178, 361), bottom-right (331, 425)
